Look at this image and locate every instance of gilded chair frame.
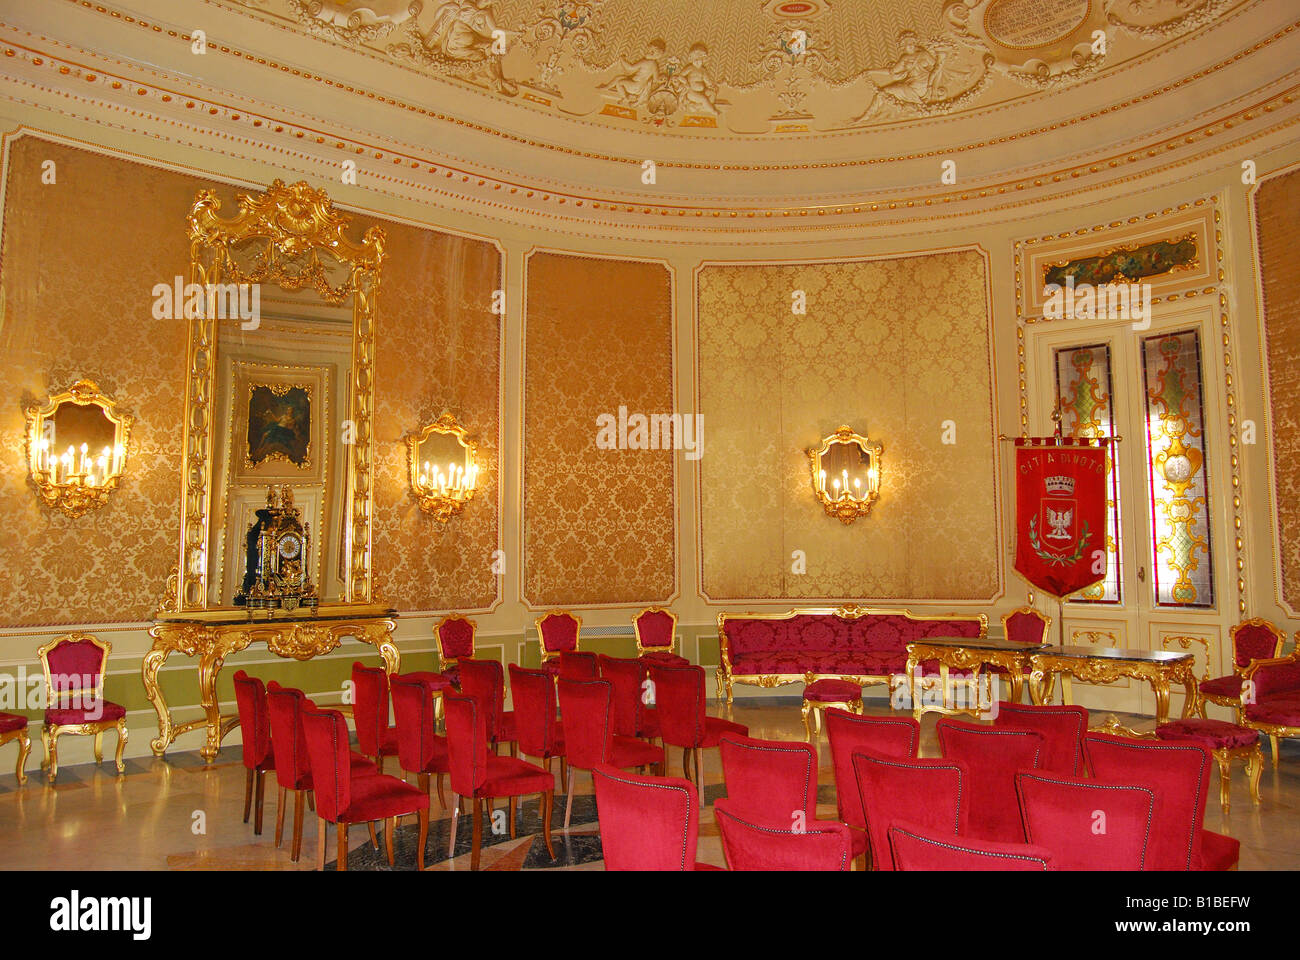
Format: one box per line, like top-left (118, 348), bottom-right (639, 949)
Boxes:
top-left (1202, 619), bottom-right (1288, 719)
top-left (633, 606), bottom-right (678, 657)
top-left (999, 606), bottom-right (1052, 703)
top-left (716, 605), bottom-right (989, 704)
top-left (166, 179), bottom-right (385, 614)
top-left (534, 610), bottom-right (583, 663)
top-left (433, 613), bottom-right (478, 668)
top-left (1240, 648), bottom-right (1300, 768)
top-left (0, 725), bottom-right (30, 785)
top-left (37, 633), bottom-right (126, 781)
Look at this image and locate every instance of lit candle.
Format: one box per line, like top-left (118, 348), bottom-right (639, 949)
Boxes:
top-left (854, 477), bottom-right (862, 500)
top-left (841, 469), bottom-right (849, 501)
top-left (80, 443), bottom-right (88, 475)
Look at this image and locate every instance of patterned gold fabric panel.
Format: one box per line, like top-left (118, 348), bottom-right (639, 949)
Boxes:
top-left (697, 251), bottom-right (999, 601)
top-left (1256, 168), bottom-right (1300, 609)
top-left (0, 139), bottom-right (191, 625)
top-left (523, 252), bottom-right (675, 606)
top-left (371, 227), bottom-right (501, 611)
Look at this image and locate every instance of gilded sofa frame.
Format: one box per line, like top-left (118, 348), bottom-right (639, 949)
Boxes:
top-left (716, 605), bottom-right (989, 704)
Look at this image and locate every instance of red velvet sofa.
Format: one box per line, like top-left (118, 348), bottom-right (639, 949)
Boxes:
top-left (716, 605), bottom-right (988, 703)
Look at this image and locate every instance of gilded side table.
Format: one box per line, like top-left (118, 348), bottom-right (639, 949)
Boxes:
top-left (1028, 645), bottom-right (1199, 725)
top-left (904, 636), bottom-right (1040, 720)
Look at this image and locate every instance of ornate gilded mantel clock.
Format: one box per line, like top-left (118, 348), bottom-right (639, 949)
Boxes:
top-left (235, 485), bottom-right (319, 615)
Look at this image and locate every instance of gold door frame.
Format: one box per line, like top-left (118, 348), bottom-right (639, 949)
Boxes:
top-left (166, 179), bottom-right (384, 614)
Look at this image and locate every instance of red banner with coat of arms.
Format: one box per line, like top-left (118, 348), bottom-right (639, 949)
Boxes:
top-left (1014, 439), bottom-right (1109, 599)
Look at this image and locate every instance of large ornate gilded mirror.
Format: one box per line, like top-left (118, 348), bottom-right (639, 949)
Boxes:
top-left (162, 180), bottom-right (384, 615)
top-left (808, 425), bottom-right (883, 525)
top-left (24, 379), bottom-right (132, 518)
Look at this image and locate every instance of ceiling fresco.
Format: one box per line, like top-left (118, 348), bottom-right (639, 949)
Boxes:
top-left (221, 0), bottom-right (1242, 136)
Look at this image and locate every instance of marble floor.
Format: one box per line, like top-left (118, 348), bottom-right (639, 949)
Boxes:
top-left (0, 698), bottom-right (1296, 871)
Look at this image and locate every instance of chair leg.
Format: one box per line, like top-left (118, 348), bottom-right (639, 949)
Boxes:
top-left (564, 768), bottom-right (576, 829)
top-left (114, 720), bottom-right (127, 774)
top-left (291, 790), bottom-right (306, 862)
top-left (45, 729), bottom-right (59, 783)
top-left (1271, 735), bottom-right (1280, 767)
top-left (243, 768), bottom-right (254, 824)
top-left (367, 821), bottom-right (379, 849)
top-left (1247, 747), bottom-right (1263, 805)
top-left (317, 817), bottom-right (327, 871)
top-left (15, 732), bottom-right (29, 785)
top-left (93, 731), bottom-right (104, 765)
top-left (802, 701), bottom-right (813, 741)
top-left (275, 785), bottom-right (287, 846)
top-left (449, 793), bottom-right (460, 858)
top-left (508, 796), bottom-right (518, 839)
top-left (1216, 750), bottom-right (1232, 813)
top-left (541, 791), bottom-right (555, 860)
top-left (416, 808), bottom-right (429, 871)
top-left (337, 822), bottom-right (349, 872)
top-left (436, 773), bottom-right (446, 810)
top-left (254, 769), bottom-right (267, 835)
top-left (682, 748), bottom-right (692, 784)
top-left (471, 798), bottom-right (483, 871)
top-left (695, 749), bottom-right (703, 792)
top-left (384, 816), bottom-right (396, 866)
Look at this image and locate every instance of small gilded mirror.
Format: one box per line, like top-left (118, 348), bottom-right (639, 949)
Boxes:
top-left (408, 413), bottom-right (479, 522)
top-left (808, 425), bottom-right (882, 525)
top-left (25, 379), bottom-right (132, 518)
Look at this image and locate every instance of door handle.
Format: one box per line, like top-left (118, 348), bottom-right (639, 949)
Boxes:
top-left (1137, 566), bottom-right (1146, 583)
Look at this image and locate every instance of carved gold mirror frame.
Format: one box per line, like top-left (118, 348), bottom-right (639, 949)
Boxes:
top-left (406, 412), bottom-right (479, 523)
top-left (807, 425), bottom-right (883, 525)
top-left (164, 180), bottom-right (384, 615)
top-left (24, 379), bottom-right (133, 519)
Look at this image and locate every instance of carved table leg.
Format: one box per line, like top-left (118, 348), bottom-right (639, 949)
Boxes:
top-left (141, 643), bottom-right (175, 757)
top-left (1029, 665), bottom-right (1054, 705)
top-left (1008, 672), bottom-right (1024, 705)
top-left (1152, 676), bottom-right (1172, 726)
top-left (358, 622), bottom-right (400, 675)
top-left (197, 647), bottom-right (228, 763)
top-left (1176, 664), bottom-right (1199, 719)
top-left (1246, 745), bottom-right (1263, 805)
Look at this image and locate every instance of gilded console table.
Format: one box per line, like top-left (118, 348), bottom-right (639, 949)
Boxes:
top-left (143, 606), bottom-right (399, 762)
top-left (1028, 645), bottom-right (1199, 725)
top-left (905, 636), bottom-right (1040, 719)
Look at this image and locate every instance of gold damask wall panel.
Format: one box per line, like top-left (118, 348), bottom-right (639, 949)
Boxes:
top-left (1256, 168), bottom-right (1300, 610)
top-left (523, 252), bottom-right (675, 606)
top-left (697, 252), bottom-right (1000, 601)
top-left (371, 228), bottom-right (501, 611)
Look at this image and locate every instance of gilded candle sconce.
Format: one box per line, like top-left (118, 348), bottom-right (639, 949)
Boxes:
top-left (24, 379), bottom-right (132, 519)
top-left (808, 425), bottom-right (882, 525)
top-left (407, 413), bottom-right (479, 523)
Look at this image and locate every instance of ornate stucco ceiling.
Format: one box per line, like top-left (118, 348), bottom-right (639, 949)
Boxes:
top-left (220, 0), bottom-right (1243, 136)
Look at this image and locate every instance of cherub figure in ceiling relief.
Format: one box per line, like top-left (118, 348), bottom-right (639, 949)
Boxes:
top-left (390, 0), bottom-right (519, 95)
top-left (680, 44), bottom-right (721, 116)
top-left (848, 30), bottom-right (990, 124)
top-left (600, 39), bottom-right (666, 105)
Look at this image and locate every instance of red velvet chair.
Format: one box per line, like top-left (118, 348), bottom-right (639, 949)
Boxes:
top-left (37, 633), bottom-right (127, 782)
top-left (556, 678), bottom-right (665, 828)
top-left (558, 651), bottom-right (600, 680)
top-left (648, 662), bottom-right (747, 789)
top-left (352, 662), bottom-right (399, 773)
top-left (992, 606), bottom-right (1051, 703)
top-left (433, 613), bottom-right (477, 688)
top-left (507, 664), bottom-right (567, 786)
top-left (994, 701), bottom-right (1088, 775)
top-left (232, 670), bottom-right (275, 835)
top-left (936, 717), bottom-right (1044, 843)
top-left (598, 654), bottom-right (660, 741)
top-left (718, 733), bottom-right (818, 827)
top-left (1241, 649), bottom-right (1300, 766)
top-left (0, 710), bottom-right (29, 785)
top-left (1200, 618), bottom-right (1286, 720)
top-left (457, 657), bottom-right (517, 756)
top-left (389, 673), bottom-right (451, 810)
top-left (824, 708), bottom-right (919, 867)
top-left (889, 820), bottom-right (1054, 871)
top-left (535, 610), bottom-right (581, 676)
top-left (1015, 770), bottom-right (1154, 870)
top-left (714, 799), bottom-right (853, 871)
top-left (633, 607), bottom-right (688, 666)
top-left (444, 692), bottom-right (555, 871)
top-left (1084, 733), bottom-right (1239, 870)
top-left (852, 749), bottom-right (970, 871)
top-left (303, 708), bottom-right (430, 871)
top-left (266, 682), bottom-right (379, 861)
top-left (592, 764), bottom-right (715, 870)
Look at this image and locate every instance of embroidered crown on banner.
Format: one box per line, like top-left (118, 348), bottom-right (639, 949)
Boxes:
top-left (1044, 475), bottom-right (1076, 495)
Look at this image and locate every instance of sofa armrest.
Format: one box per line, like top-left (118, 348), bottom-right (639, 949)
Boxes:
top-left (1242, 652), bottom-right (1300, 702)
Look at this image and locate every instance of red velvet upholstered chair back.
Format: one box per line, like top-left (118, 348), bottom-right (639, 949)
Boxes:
top-left (634, 608), bottom-right (677, 652)
top-left (302, 708), bottom-right (352, 823)
top-left (42, 634), bottom-right (107, 702)
top-left (593, 764), bottom-right (700, 870)
top-left (936, 718), bottom-right (1043, 843)
top-left (714, 800), bottom-right (852, 871)
top-left (536, 611), bottom-right (580, 658)
top-left (457, 658), bottom-right (506, 739)
top-left (508, 664), bottom-right (561, 759)
top-left (1001, 607), bottom-right (1051, 646)
top-left (1229, 618), bottom-right (1286, 669)
top-left (647, 663), bottom-right (706, 748)
top-left (556, 678), bottom-right (614, 770)
top-left (435, 614), bottom-right (477, 662)
top-left (266, 682), bottom-right (312, 789)
top-left (559, 651), bottom-right (601, 680)
top-left (1015, 771), bottom-right (1155, 870)
top-left (390, 673), bottom-right (442, 773)
top-left (994, 702), bottom-right (1088, 775)
top-left (852, 750), bottom-right (970, 871)
top-left (889, 821), bottom-right (1054, 871)
top-left (598, 655), bottom-right (647, 738)
top-left (233, 670), bottom-right (273, 771)
top-left (718, 733), bottom-right (818, 825)
top-left (1083, 733), bottom-right (1211, 870)
top-left (443, 693), bottom-right (489, 798)
top-left (824, 708), bottom-right (919, 829)
top-left (351, 662), bottom-right (390, 757)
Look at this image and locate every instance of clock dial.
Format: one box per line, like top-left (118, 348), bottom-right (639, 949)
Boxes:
top-left (277, 534), bottom-right (302, 561)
